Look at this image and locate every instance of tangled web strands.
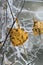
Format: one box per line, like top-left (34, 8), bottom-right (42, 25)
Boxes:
top-left (0, 0), bottom-right (25, 49)
top-left (1, 0), bottom-right (25, 65)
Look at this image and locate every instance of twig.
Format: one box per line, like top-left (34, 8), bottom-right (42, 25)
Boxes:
top-left (0, 0), bottom-right (25, 50)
